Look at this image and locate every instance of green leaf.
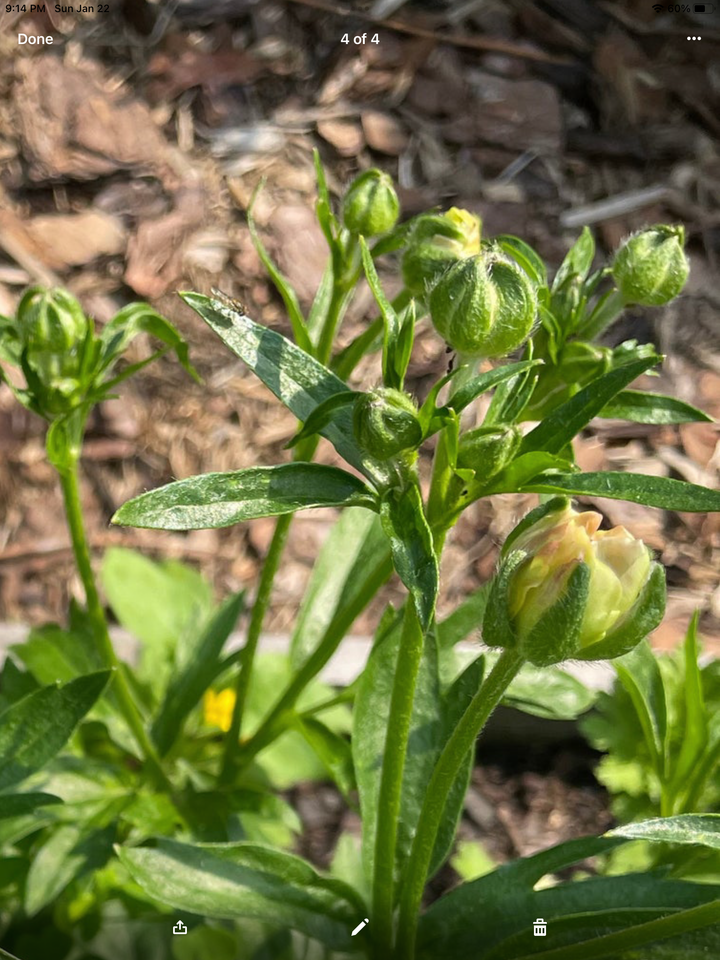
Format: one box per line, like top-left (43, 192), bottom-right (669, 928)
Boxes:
top-left (180, 292), bottom-right (373, 478)
top-left (152, 591), bottom-right (245, 755)
top-left (0, 792), bottom-right (62, 819)
top-left (246, 189), bottom-right (313, 355)
top-left (436, 584), bottom-right (491, 650)
top-left (353, 614), bottom-right (444, 883)
top-left (428, 654), bottom-right (485, 874)
top-left (116, 839), bottom-right (363, 950)
top-left (313, 148), bottom-right (341, 261)
top-left (380, 485), bottom-right (438, 631)
top-left (332, 315), bottom-right (384, 380)
top-left (113, 463), bottom-right (377, 531)
top-left (172, 925), bottom-right (238, 960)
top-left (24, 822), bottom-right (115, 916)
top-left (0, 672), bottom-right (110, 790)
top-left (360, 236), bottom-right (402, 390)
top-left (614, 641), bottom-right (668, 781)
top-left (417, 830), bottom-right (720, 960)
top-left (445, 361), bottom-right (543, 418)
top-left (484, 452), bottom-right (575, 495)
top-left (307, 261), bottom-right (334, 345)
top-left (521, 356), bottom-right (660, 456)
top-left (294, 717), bottom-right (355, 798)
top-left (291, 507), bottom-right (389, 668)
top-left (98, 302), bottom-right (199, 382)
top-left (504, 663), bottom-right (597, 720)
top-left (669, 613), bottom-right (708, 807)
top-left (601, 390), bottom-right (713, 424)
top-left (495, 236), bottom-right (548, 287)
top-left (101, 548), bottom-right (213, 697)
top-left (484, 359), bottom-right (541, 427)
top-left (552, 226), bottom-right (595, 291)
top-left (102, 548), bottom-right (213, 652)
top-left (608, 815), bottom-right (720, 850)
top-left (520, 471), bottom-right (720, 513)
top-left (285, 390), bottom-right (358, 448)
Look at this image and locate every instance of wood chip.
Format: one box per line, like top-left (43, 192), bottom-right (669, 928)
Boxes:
top-left (25, 211), bottom-right (126, 268)
top-left (317, 118), bottom-right (364, 157)
top-left (361, 110), bottom-right (408, 155)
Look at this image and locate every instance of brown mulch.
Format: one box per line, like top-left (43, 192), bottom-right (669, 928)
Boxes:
top-left (0, 1), bottom-right (718, 652)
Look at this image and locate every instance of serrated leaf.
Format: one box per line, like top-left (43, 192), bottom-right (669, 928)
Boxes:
top-left (520, 471), bottom-right (720, 513)
top-left (113, 463), bottom-right (377, 530)
top-left (0, 672), bottom-right (110, 791)
top-left (601, 390), bottom-right (712, 424)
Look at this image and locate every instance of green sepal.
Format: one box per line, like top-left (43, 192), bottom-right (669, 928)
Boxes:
top-left (482, 551), bottom-right (527, 656)
top-left (578, 561), bottom-right (667, 661)
top-left (521, 562), bottom-right (590, 667)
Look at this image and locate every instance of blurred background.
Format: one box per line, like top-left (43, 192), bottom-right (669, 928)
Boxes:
top-left (0, 0), bottom-right (719, 657)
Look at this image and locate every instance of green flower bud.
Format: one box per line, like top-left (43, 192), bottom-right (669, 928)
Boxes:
top-left (401, 207), bottom-right (481, 297)
top-left (342, 168), bottom-right (399, 237)
top-left (612, 225), bottom-right (689, 306)
top-left (16, 286), bottom-right (90, 415)
top-left (352, 387), bottom-right (422, 460)
top-left (429, 250), bottom-right (537, 358)
top-left (483, 499), bottom-right (666, 666)
top-left (457, 424), bottom-right (521, 479)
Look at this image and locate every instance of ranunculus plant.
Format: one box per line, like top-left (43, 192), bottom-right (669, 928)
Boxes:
top-left (1, 158), bottom-right (720, 960)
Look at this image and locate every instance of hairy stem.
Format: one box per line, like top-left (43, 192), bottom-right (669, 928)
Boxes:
top-left (396, 649), bottom-right (523, 959)
top-left (371, 599), bottom-right (426, 954)
top-left (219, 512), bottom-right (293, 784)
top-left (58, 462), bottom-right (171, 792)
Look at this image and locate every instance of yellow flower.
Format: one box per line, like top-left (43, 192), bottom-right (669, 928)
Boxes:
top-left (203, 688), bottom-right (236, 732)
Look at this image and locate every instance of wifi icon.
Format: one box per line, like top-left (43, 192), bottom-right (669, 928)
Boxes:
top-left (652, 3), bottom-right (664, 10)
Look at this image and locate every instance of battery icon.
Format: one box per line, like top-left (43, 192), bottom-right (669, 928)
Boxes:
top-left (694, 4), bottom-right (715, 11)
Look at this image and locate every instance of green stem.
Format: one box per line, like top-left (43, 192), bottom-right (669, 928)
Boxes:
top-left (317, 283), bottom-right (351, 366)
top-left (58, 463), bottom-right (171, 792)
top-left (371, 599), bottom-right (426, 954)
top-left (396, 648), bottom-right (523, 960)
top-left (234, 551), bottom-right (394, 770)
top-left (218, 511), bottom-right (293, 784)
top-left (509, 899), bottom-right (720, 960)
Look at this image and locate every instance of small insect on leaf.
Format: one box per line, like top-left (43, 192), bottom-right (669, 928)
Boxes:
top-left (210, 288), bottom-right (249, 316)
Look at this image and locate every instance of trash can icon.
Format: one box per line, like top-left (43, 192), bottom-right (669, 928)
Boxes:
top-left (533, 918), bottom-right (547, 937)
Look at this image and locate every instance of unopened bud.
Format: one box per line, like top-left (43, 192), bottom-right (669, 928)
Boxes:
top-left (353, 387), bottom-right (422, 460)
top-left (401, 207), bottom-right (481, 297)
top-left (342, 169), bottom-right (399, 237)
top-left (16, 287), bottom-right (89, 415)
top-left (483, 499), bottom-right (666, 665)
top-left (429, 250), bottom-right (536, 358)
top-left (612, 225), bottom-right (689, 306)
top-left (457, 424), bottom-right (521, 479)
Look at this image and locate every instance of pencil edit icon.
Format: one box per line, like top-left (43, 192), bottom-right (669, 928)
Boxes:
top-left (351, 918), bottom-right (370, 936)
